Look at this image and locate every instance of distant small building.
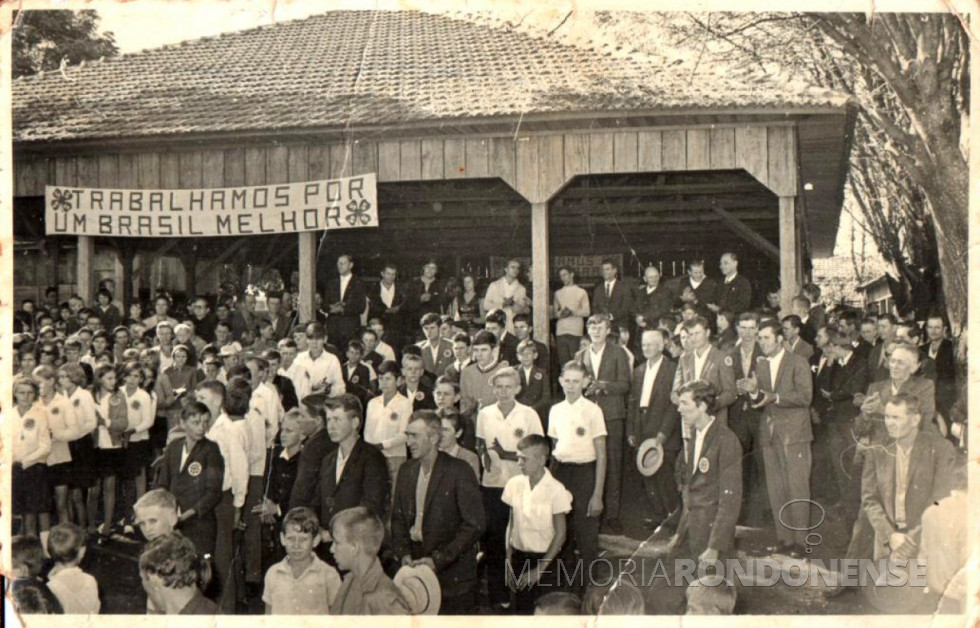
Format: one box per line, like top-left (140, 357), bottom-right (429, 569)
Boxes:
top-left (857, 274), bottom-right (895, 315)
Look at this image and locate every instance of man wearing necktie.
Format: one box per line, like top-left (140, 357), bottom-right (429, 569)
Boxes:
top-left (591, 259), bottom-right (633, 336)
top-left (741, 320), bottom-right (813, 557)
top-left (323, 254), bottom-right (367, 352)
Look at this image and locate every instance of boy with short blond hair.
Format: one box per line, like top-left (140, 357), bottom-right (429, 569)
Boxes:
top-left (329, 507), bottom-right (410, 615)
top-left (262, 507), bottom-right (341, 614)
top-left (46, 522), bottom-right (101, 614)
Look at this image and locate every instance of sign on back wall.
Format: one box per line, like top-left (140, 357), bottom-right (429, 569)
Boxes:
top-left (45, 173), bottom-right (378, 237)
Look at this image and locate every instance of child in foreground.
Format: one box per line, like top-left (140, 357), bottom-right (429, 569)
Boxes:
top-left (329, 506), bottom-right (410, 615)
top-left (46, 522), bottom-right (101, 614)
top-left (262, 507), bottom-right (341, 614)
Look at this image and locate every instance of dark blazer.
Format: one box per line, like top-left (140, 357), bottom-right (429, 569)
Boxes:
top-left (674, 276), bottom-right (718, 310)
top-left (367, 281), bottom-right (408, 337)
top-left (516, 365), bottom-right (552, 426)
top-left (811, 351), bottom-right (837, 418)
top-left (924, 339), bottom-right (957, 414)
top-left (851, 338), bottom-right (873, 362)
top-left (826, 354), bottom-right (869, 423)
top-left (627, 358), bottom-right (681, 451)
top-left (390, 452), bottom-right (486, 598)
top-left (634, 284), bottom-right (674, 328)
top-left (343, 361), bottom-right (375, 409)
top-left (591, 278), bottom-right (634, 327)
top-left (868, 341), bottom-right (890, 382)
top-left (754, 350), bottom-right (814, 447)
top-left (398, 382), bottom-right (437, 412)
top-left (155, 437), bottom-right (224, 555)
top-left (575, 343), bottom-right (632, 421)
top-left (497, 331), bottom-right (520, 368)
top-left (311, 438), bottom-right (390, 526)
top-left (323, 275), bottom-right (368, 345)
top-left (289, 428), bottom-right (336, 510)
top-left (404, 278), bottom-right (443, 320)
top-left (674, 420), bottom-right (743, 557)
top-left (714, 274), bottom-right (753, 316)
top-left (861, 426), bottom-right (956, 559)
top-left (264, 446), bottom-right (301, 514)
top-left (268, 314), bottom-right (294, 342)
top-left (420, 338), bottom-right (455, 377)
top-left (729, 342), bottom-right (763, 416)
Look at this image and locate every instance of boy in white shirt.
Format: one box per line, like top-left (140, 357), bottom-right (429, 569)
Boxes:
top-left (262, 507), bottom-right (341, 614)
top-left (503, 435), bottom-right (572, 614)
top-left (363, 360), bottom-right (413, 486)
top-left (47, 522), bottom-right (101, 614)
top-left (547, 361), bottom-right (607, 581)
top-left (475, 367), bottom-right (543, 610)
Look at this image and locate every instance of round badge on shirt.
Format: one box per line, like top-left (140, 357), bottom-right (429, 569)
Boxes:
top-left (576, 426), bottom-right (586, 437)
top-left (415, 391), bottom-right (425, 402)
top-left (444, 349), bottom-right (452, 359)
top-left (188, 462), bottom-right (203, 477)
top-left (724, 356), bottom-right (733, 367)
top-left (73, 399), bottom-right (81, 407)
top-left (514, 428), bottom-right (524, 439)
top-left (132, 400), bottom-right (141, 410)
top-left (533, 372), bottom-right (542, 381)
top-left (24, 418), bottom-right (36, 430)
top-left (51, 406), bottom-right (60, 415)
top-left (351, 375), bottom-right (359, 384)
top-left (390, 412), bottom-right (399, 422)
top-left (698, 457), bottom-right (710, 474)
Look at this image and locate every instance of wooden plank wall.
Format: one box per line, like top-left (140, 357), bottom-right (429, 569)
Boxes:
top-left (16, 124), bottom-right (797, 202)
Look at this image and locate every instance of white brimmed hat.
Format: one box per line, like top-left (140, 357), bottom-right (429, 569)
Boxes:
top-left (394, 564), bottom-right (441, 615)
top-left (636, 438), bottom-right (665, 476)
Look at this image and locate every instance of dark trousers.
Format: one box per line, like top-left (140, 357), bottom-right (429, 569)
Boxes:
top-left (603, 419), bottom-right (624, 521)
top-left (556, 335), bottom-right (582, 369)
top-left (509, 549), bottom-right (547, 614)
top-left (213, 490), bottom-right (236, 612)
top-left (481, 486), bottom-right (509, 605)
top-left (640, 448), bottom-right (679, 521)
top-left (552, 461), bottom-right (599, 581)
top-left (729, 403), bottom-right (769, 524)
top-left (243, 475), bottom-right (264, 583)
top-left (179, 512), bottom-right (217, 558)
top-left (440, 590), bottom-right (476, 615)
top-left (825, 420), bottom-right (862, 529)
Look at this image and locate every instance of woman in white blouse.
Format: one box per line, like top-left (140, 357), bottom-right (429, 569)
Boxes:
top-left (58, 363), bottom-right (99, 534)
top-left (121, 361), bottom-right (156, 501)
top-left (34, 365), bottom-right (78, 525)
top-left (88, 365), bottom-right (130, 538)
top-left (12, 377), bottom-right (52, 539)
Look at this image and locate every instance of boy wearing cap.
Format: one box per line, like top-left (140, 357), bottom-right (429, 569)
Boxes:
top-left (475, 367), bottom-right (544, 610)
top-left (503, 435), bottom-right (571, 614)
top-left (547, 361), bottom-right (607, 578)
top-left (418, 313), bottom-right (455, 378)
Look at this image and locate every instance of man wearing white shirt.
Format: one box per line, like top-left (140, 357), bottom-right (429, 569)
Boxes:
top-left (277, 339), bottom-right (311, 402)
top-left (294, 323), bottom-right (346, 398)
top-left (482, 259), bottom-right (530, 333)
top-left (552, 266), bottom-right (591, 367)
top-left (246, 356), bottom-right (284, 448)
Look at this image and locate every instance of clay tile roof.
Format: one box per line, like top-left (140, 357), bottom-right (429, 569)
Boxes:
top-left (13, 10), bottom-right (852, 143)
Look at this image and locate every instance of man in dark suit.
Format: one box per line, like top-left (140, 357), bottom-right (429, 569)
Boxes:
top-left (485, 309), bottom-right (519, 367)
top-left (671, 317), bottom-right (737, 426)
top-left (154, 401), bottom-right (224, 558)
top-left (575, 313), bottom-right (632, 534)
top-left (923, 315), bottom-right (957, 420)
top-left (404, 260), bottom-right (443, 342)
top-left (265, 292), bottom-right (294, 342)
top-left (673, 260), bottom-right (718, 312)
top-left (867, 314), bottom-right (898, 382)
top-left (819, 331), bottom-right (869, 530)
top-left (591, 258), bottom-right (634, 332)
top-left (861, 394), bottom-right (956, 560)
top-left (633, 265), bottom-right (675, 352)
top-left (367, 263), bottom-right (408, 345)
top-left (627, 329), bottom-right (680, 527)
top-left (288, 394), bottom-right (335, 510)
top-left (418, 312), bottom-right (455, 378)
top-left (727, 311), bottom-right (766, 523)
top-left (399, 354), bottom-right (437, 411)
top-left (391, 411), bottom-right (485, 615)
top-left (310, 395), bottom-right (389, 562)
top-left (781, 315), bottom-right (814, 360)
top-left (512, 314), bottom-right (549, 371)
top-left (322, 254), bottom-right (367, 352)
top-left (515, 339), bottom-right (552, 429)
top-left (838, 310), bottom-right (872, 362)
top-left (744, 320), bottom-right (813, 556)
top-left (672, 380), bottom-right (742, 561)
top-left (709, 252), bottom-right (752, 318)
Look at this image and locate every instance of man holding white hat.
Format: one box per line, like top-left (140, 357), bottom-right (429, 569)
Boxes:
top-left (628, 329), bottom-right (681, 529)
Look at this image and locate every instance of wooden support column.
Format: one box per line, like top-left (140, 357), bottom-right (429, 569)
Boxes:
top-left (531, 202), bottom-right (550, 346)
top-left (298, 232), bottom-right (317, 324)
top-left (779, 196), bottom-right (799, 314)
top-left (77, 236), bottom-right (94, 301)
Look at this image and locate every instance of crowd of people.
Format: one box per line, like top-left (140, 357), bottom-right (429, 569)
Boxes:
top-left (9, 252), bottom-right (969, 615)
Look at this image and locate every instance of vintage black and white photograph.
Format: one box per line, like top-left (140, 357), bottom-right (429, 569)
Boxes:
top-left (2, 0), bottom-right (974, 621)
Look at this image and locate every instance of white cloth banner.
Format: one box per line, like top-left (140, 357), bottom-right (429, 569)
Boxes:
top-left (45, 173), bottom-right (378, 237)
